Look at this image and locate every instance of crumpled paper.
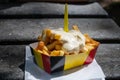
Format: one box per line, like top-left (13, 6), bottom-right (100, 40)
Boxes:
top-left (25, 46), bottom-right (105, 80)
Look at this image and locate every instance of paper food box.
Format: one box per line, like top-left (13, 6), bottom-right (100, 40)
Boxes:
top-left (30, 26), bottom-right (100, 74)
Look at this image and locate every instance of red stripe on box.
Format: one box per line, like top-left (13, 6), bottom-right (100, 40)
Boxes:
top-left (42, 54), bottom-right (51, 73)
top-left (84, 47), bottom-right (98, 64)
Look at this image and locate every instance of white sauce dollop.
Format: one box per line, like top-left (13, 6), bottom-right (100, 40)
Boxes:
top-left (52, 28), bottom-right (85, 53)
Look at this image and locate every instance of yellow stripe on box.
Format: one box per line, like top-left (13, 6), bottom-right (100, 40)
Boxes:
top-left (33, 49), bottom-right (44, 69)
top-left (64, 51), bottom-right (90, 70)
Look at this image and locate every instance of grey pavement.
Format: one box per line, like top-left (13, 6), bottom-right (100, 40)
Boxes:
top-left (0, 19), bottom-right (120, 43)
top-left (0, 2), bottom-right (108, 16)
top-left (96, 44), bottom-right (120, 78)
top-left (0, 45), bottom-right (25, 80)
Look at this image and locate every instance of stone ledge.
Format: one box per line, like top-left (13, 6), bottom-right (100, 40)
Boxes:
top-left (96, 44), bottom-right (120, 78)
top-left (0, 45), bottom-right (25, 80)
top-left (0, 19), bottom-right (120, 44)
top-left (0, 2), bottom-right (108, 16)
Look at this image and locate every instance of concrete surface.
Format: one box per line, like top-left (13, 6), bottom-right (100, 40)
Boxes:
top-left (0, 19), bottom-right (120, 44)
top-left (96, 44), bottom-right (120, 78)
top-left (0, 2), bottom-right (108, 16)
top-left (0, 45), bottom-right (25, 80)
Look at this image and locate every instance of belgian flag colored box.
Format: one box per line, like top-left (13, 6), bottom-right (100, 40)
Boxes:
top-left (30, 42), bottom-right (98, 74)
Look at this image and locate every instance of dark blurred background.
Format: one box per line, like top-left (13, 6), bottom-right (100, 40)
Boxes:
top-left (0, 0), bottom-right (120, 26)
top-left (100, 0), bottom-right (120, 27)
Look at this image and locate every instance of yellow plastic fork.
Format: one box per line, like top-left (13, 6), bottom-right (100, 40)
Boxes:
top-left (64, 3), bottom-right (69, 32)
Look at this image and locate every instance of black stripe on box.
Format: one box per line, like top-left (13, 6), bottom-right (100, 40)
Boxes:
top-left (30, 46), bottom-right (35, 56)
top-left (50, 56), bottom-right (65, 73)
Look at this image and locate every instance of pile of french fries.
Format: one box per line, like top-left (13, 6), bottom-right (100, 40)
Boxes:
top-left (36, 25), bottom-right (100, 56)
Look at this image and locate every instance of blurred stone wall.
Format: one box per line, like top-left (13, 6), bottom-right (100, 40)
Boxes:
top-left (99, 0), bottom-right (120, 7)
top-left (0, 0), bottom-right (99, 3)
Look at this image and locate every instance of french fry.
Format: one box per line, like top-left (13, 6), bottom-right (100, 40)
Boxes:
top-left (79, 46), bottom-right (88, 53)
top-left (50, 33), bottom-right (61, 40)
top-left (38, 35), bottom-right (41, 41)
top-left (37, 41), bottom-right (45, 50)
top-left (69, 53), bottom-right (74, 55)
top-left (84, 34), bottom-right (91, 43)
top-left (55, 45), bottom-right (62, 50)
top-left (38, 29), bottom-right (50, 41)
top-left (59, 50), bottom-right (64, 56)
top-left (72, 25), bottom-right (80, 31)
top-left (54, 34), bottom-right (61, 40)
top-left (37, 50), bottom-right (43, 54)
top-left (40, 29), bottom-right (51, 45)
top-left (46, 29), bottom-right (52, 37)
top-left (47, 40), bottom-right (63, 51)
top-left (86, 43), bottom-right (97, 48)
top-left (36, 27), bottom-right (100, 56)
top-left (64, 52), bottom-right (69, 55)
top-left (43, 46), bottom-right (48, 51)
top-left (37, 49), bottom-right (49, 56)
top-left (50, 33), bottom-right (55, 40)
top-left (47, 41), bottom-right (58, 51)
top-left (41, 29), bottom-right (46, 40)
top-left (85, 45), bottom-right (94, 51)
top-left (50, 50), bottom-right (60, 56)
top-left (74, 51), bottom-right (79, 55)
top-left (43, 50), bottom-right (49, 56)
top-left (84, 33), bottom-right (100, 48)
top-left (45, 37), bottom-right (50, 45)
top-left (91, 40), bottom-right (100, 47)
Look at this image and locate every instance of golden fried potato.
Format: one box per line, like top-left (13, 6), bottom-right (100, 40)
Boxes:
top-left (84, 34), bottom-right (91, 43)
top-left (43, 50), bottom-right (49, 56)
top-left (37, 50), bottom-right (43, 54)
top-left (43, 46), bottom-right (48, 51)
top-left (47, 41), bottom-right (58, 51)
top-left (50, 50), bottom-right (60, 56)
top-left (85, 45), bottom-right (94, 51)
top-left (36, 41), bottom-right (45, 50)
top-left (64, 52), bottom-right (69, 55)
top-left (54, 34), bottom-right (61, 40)
top-left (55, 45), bottom-right (62, 50)
top-left (84, 34), bottom-right (100, 48)
top-left (46, 29), bottom-right (52, 37)
top-left (38, 35), bottom-right (41, 41)
top-left (36, 26), bottom-right (100, 56)
top-left (59, 50), bottom-right (64, 56)
top-left (40, 29), bottom-right (51, 45)
top-left (79, 47), bottom-right (88, 53)
top-left (47, 40), bottom-right (63, 51)
top-left (72, 25), bottom-right (80, 31)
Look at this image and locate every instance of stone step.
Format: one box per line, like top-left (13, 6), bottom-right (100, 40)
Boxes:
top-left (0, 45), bottom-right (25, 80)
top-left (96, 44), bottom-right (120, 78)
top-left (0, 18), bottom-right (120, 44)
top-left (0, 2), bottom-right (108, 17)
top-left (0, 44), bottom-right (120, 79)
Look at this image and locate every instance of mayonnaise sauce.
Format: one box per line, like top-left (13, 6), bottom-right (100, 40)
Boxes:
top-left (51, 28), bottom-right (85, 53)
